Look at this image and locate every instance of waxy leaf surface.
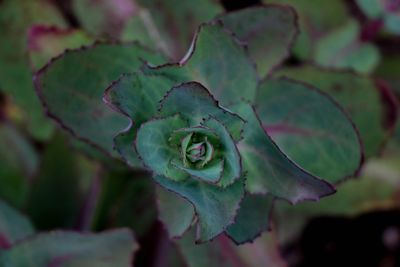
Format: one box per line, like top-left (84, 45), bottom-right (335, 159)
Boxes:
top-left (276, 65), bottom-right (389, 158)
top-left (256, 78), bottom-right (362, 183)
top-left (154, 175), bottom-right (244, 243)
top-left (144, 23), bottom-right (258, 106)
top-left (231, 102), bottom-right (335, 203)
top-left (225, 194), bottom-right (273, 244)
top-left (217, 5), bottom-right (298, 77)
top-left (35, 43), bottom-right (165, 157)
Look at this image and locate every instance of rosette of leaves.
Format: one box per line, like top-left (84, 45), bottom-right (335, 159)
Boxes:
top-left (35, 7), bottom-right (363, 244)
top-left (103, 21), bottom-right (362, 243)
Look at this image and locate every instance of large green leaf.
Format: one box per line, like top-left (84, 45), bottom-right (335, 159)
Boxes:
top-left (225, 194), bottom-right (273, 244)
top-left (315, 19), bottom-right (380, 74)
top-left (231, 102), bottom-right (335, 203)
top-left (217, 5), bottom-right (298, 77)
top-left (122, 0), bottom-right (223, 60)
top-left (0, 0), bottom-right (65, 140)
top-left (0, 123), bottom-right (38, 207)
top-left (34, 42), bottom-right (165, 157)
top-left (255, 78), bottom-right (362, 183)
top-left (0, 200), bottom-right (34, 249)
top-left (275, 65), bottom-right (389, 158)
top-left (144, 22), bottom-right (258, 106)
top-left (0, 229), bottom-right (138, 267)
top-left (154, 175), bottom-right (244, 243)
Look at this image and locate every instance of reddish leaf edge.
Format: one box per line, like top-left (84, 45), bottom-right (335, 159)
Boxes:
top-left (224, 193), bottom-right (276, 246)
top-left (214, 3), bottom-right (300, 79)
top-left (273, 63), bottom-right (398, 158)
top-left (257, 76), bottom-right (365, 186)
top-left (33, 40), bottom-right (159, 161)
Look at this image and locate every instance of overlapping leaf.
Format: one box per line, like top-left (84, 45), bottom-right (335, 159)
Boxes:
top-left (34, 42), bottom-right (165, 157)
top-left (156, 186), bottom-right (195, 238)
top-left (315, 20), bottom-right (380, 74)
top-left (142, 22), bottom-right (258, 106)
top-left (255, 77), bottom-right (363, 183)
top-left (122, 0), bottom-right (223, 59)
top-left (217, 5), bottom-right (298, 77)
top-left (275, 65), bottom-right (391, 158)
top-left (154, 175), bottom-right (244, 243)
top-left (231, 102), bottom-right (336, 203)
top-left (225, 195), bottom-right (273, 244)
top-left (266, 0), bottom-right (349, 59)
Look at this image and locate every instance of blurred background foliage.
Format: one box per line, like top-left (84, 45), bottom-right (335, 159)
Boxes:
top-left (0, 0), bottom-right (400, 266)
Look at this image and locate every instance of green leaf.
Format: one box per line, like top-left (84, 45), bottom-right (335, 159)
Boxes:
top-left (315, 19), bottom-right (380, 74)
top-left (266, 0), bottom-right (349, 60)
top-left (103, 73), bottom-right (171, 167)
top-left (0, 229), bottom-right (138, 267)
top-left (356, 0), bottom-right (384, 18)
top-left (202, 118), bottom-right (241, 187)
top-left (230, 102), bottom-right (335, 203)
top-left (144, 23), bottom-right (258, 106)
top-left (225, 194), bottom-right (273, 245)
top-left (122, 0), bottom-right (223, 59)
top-left (136, 114), bottom-right (188, 181)
top-left (159, 82), bottom-right (245, 141)
top-left (276, 65), bottom-right (388, 158)
top-left (34, 42), bottom-right (165, 157)
top-left (28, 25), bottom-right (93, 71)
top-left (0, 200), bottom-right (35, 249)
top-left (0, 123), bottom-right (38, 207)
top-left (255, 78), bottom-right (362, 183)
top-left (172, 159), bottom-right (224, 184)
top-left (72, 0), bottom-right (136, 39)
top-left (217, 5), bottom-right (298, 77)
top-left (154, 175), bottom-right (244, 243)
top-left (0, 0), bottom-right (66, 140)
top-left (155, 185), bottom-right (195, 238)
